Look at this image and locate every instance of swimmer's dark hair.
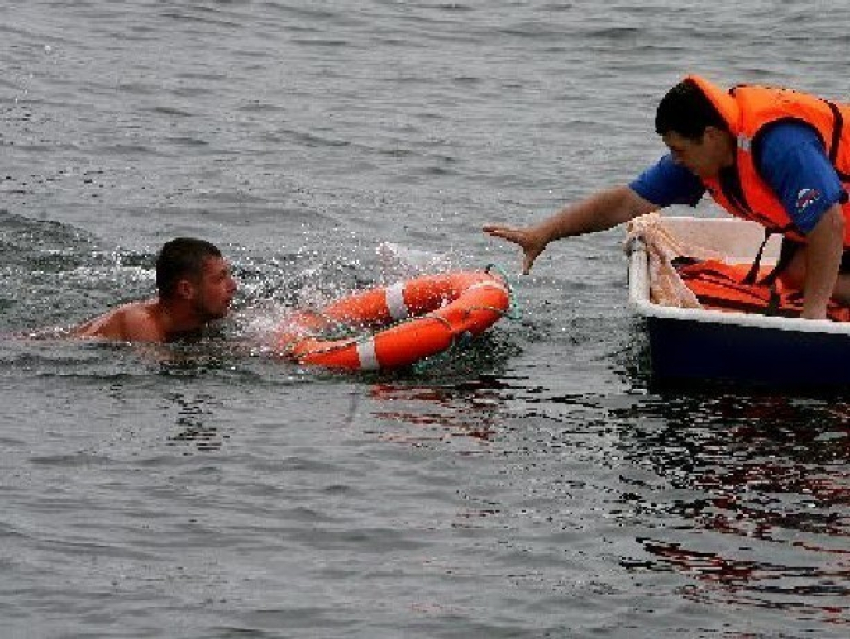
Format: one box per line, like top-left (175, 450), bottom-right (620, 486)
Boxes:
top-left (155, 237), bottom-right (221, 299)
top-left (655, 78), bottom-right (729, 141)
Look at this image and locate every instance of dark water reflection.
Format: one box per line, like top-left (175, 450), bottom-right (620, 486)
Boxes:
top-left (166, 391), bottom-right (225, 453)
top-left (613, 391), bottom-right (850, 627)
top-left (376, 353), bottom-right (850, 631)
top-left (362, 377), bottom-right (507, 447)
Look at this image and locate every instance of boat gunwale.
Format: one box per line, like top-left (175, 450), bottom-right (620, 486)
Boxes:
top-left (627, 219), bottom-right (850, 337)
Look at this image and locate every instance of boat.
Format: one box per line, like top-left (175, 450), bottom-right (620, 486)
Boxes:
top-left (627, 213), bottom-right (850, 388)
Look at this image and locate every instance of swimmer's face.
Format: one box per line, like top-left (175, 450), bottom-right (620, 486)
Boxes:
top-left (192, 256), bottom-right (237, 320)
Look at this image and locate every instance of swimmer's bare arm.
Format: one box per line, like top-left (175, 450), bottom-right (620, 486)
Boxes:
top-left (71, 301), bottom-right (165, 343)
top-left (483, 186), bottom-right (657, 274)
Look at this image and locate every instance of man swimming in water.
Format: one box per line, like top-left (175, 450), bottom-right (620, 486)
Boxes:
top-left (71, 237), bottom-right (237, 343)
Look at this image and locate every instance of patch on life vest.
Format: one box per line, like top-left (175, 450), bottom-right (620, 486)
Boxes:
top-left (795, 187), bottom-right (821, 214)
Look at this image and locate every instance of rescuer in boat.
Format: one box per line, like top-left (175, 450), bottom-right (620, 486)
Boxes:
top-left (68, 237), bottom-right (237, 342)
top-left (485, 75), bottom-right (850, 321)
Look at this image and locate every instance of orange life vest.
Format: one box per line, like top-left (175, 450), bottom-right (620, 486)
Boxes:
top-left (674, 257), bottom-right (850, 322)
top-left (689, 75), bottom-right (850, 245)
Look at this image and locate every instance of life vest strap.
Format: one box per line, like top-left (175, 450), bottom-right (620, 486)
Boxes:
top-left (742, 226), bottom-right (797, 286)
top-left (674, 258), bottom-right (849, 321)
top-left (824, 99), bottom-right (850, 180)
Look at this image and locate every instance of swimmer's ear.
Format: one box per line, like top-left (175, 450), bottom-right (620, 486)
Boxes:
top-left (175, 278), bottom-right (196, 300)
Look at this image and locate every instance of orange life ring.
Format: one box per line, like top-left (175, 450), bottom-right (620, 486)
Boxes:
top-left (274, 269), bottom-right (512, 370)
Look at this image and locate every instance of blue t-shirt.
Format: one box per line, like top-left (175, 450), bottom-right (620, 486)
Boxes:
top-left (630, 122), bottom-right (846, 234)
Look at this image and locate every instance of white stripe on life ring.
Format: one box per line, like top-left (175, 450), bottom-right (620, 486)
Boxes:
top-left (385, 281), bottom-right (409, 321)
top-left (465, 281), bottom-right (508, 294)
top-left (356, 338), bottom-right (380, 371)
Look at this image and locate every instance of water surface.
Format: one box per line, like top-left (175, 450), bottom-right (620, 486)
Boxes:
top-left (2, 1), bottom-right (849, 637)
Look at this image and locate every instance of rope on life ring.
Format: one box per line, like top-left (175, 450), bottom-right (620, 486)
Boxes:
top-left (273, 269), bottom-right (513, 370)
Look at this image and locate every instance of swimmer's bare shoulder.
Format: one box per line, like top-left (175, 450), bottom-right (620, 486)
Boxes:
top-left (71, 299), bottom-right (166, 343)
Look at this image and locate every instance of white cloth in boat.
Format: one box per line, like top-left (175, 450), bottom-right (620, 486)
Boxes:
top-left (625, 213), bottom-right (726, 309)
